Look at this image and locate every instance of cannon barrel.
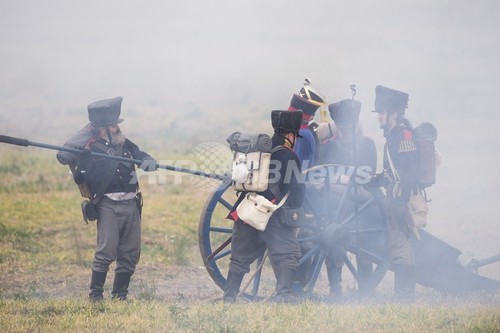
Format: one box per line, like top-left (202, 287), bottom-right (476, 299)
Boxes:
top-left (467, 254), bottom-right (500, 270)
top-left (0, 134), bottom-right (226, 181)
top-left (412, 229), bottom-right (500, 294)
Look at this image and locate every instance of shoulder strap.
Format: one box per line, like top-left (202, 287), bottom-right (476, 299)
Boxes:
top-left (268, 145), bottom-right (290, 202)
top-left (275, 192), bottom-right (290, 208)
top-left (385, 145), bottom-right (400, 183)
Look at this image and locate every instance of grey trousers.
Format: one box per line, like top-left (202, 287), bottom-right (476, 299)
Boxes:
top-left (385, 196), bottom-right (414, 266)
top-left (92, 196), bottom-right (141, 274)
top-left (229, 214), bottom-right (300, 276)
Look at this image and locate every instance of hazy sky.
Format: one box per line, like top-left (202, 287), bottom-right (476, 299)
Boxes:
top-left (1, 0), bottom-right (499, 263)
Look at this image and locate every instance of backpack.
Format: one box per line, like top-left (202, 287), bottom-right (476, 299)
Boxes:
top-left (226, 132), bottom-right (273, 192)
top-left (56, 123), bottom-right (94, 199)
top-left (413, 122), bottom-right (441, 188)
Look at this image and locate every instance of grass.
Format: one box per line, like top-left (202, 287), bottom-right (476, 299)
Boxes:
top-left (0, 299), bottom-right (499, 333)
top-left (0, 147), bottom-right (499, 332)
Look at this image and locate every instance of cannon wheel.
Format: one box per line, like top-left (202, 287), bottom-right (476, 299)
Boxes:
top-left (198, 170), bottom-right (390, 299)
top-left (198, 182), bottom-right (270, 298)
top-left (299, 189), bottom-right (390, 295)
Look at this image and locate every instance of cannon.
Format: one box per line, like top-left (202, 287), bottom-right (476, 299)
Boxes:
top-left (198, 163), bottom-right (500, 299)
top-left (1, 135), bottom-right (499, 298)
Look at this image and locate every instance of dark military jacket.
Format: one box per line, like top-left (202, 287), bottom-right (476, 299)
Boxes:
top-left (73, 138), bottom-right (153, 197)
top-left (267, 138), bottom-right (306, 208)
top-left (317, 135), bottom-right (377, 172)
top-left (383, 121), bottom-right (419, 194)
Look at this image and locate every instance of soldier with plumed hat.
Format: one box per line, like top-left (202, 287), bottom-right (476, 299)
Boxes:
top-left (72, 96), bottom-right (157, 302)
top-left (224, 110), bottom-right (306, 304)
top-left (287, 78), bottom-right (327, 169)
top-left (285, 79), bottom-right (326, 294)
top-left (371, 85), bottom-right (419, 302)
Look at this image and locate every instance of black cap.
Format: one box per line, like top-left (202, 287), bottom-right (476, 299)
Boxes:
top-left (88, 96), bottom-right (124, 127)
top-left (271, 110), bottom-right (303, 137)
top-left (329, 99), bottom-right (361, 126)
top-left (373, 85), bottom-right (408, 114)
top-left (289, 79), bottom-right (326, 116)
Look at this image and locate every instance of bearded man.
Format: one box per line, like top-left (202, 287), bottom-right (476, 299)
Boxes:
top-left (73, 96), bottom-right (156, 302)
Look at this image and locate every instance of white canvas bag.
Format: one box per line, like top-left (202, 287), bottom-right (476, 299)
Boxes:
top-left (236, 192), bottom-right (289, 231)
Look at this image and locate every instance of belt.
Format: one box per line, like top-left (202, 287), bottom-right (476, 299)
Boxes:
top-left (104, 192), bottom-right (137, 201)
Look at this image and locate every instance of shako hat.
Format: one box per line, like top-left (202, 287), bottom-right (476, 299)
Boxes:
top-left (289, 78), bottom-right (327, 116)
top-left (373, 85), bottom-right (409, 114)
top-left (88, 96), bottom-right (124, 127)
top-left (272, 110), bottom-right (303, 137)
top-left (329, 99), bottom-right (361, 126)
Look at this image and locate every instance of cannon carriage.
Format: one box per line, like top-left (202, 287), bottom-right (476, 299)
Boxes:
top-left (198, 163), bottom-right (500, 299)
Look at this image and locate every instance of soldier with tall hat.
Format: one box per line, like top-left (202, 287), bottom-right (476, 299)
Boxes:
top-left (314, 98), bottom-right (379, 300)
top-left (223, 110), bottom-right (306, 304)
top-left (286, 79), bottom-right (326, 294)
top-left (317, 98), bottom-right (377, 168)
top-left (371, 85), bottom-right (419, 302)
top-left (287, 78), bottom-right (327, 169)
top-left (72, 96), bottom-right (157, 302)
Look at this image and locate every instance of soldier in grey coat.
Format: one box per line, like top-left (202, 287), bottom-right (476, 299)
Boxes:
top-left (73, 96), bottom-right (156, 302)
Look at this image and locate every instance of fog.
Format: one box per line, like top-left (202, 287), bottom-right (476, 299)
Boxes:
top-left (1, 1), bottom-right (499, 267)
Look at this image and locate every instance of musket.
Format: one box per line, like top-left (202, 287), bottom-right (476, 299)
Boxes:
top-left (0, 134), bottom-right (227, 181)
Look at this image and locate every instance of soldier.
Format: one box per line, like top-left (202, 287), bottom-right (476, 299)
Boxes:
top-left (287, 80), bottom-right (326, 293)
top-left (224, 110), bottom-right (306, 304)
top-left (371, 85), bottom-right (419, 302)
top-left (287, 79), bottom-right (327, 169)
top-left (73, 96), bottom-right (157, 302)
top-left (317, 99), bottom-right (377, 169)
top-left (315, 98), bottom-right (379, 300)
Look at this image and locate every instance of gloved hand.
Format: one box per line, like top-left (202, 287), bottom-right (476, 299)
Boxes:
top-left (367, 172), bottom-right (391, 188)
top-left (315, 121), bottom-right (337, 142)
top-left (140, 158), bottom-right (158, 172)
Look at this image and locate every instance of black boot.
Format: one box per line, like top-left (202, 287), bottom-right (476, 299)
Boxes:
top-left (112, 272), bottom-right (132, 301)
top-left (89, 270), bottom-right (107, 302)
top-left (292, 257), bottom-right (312, 295)
top-left (223, 271), bottom-right (244, 302)
top-left (293, 238), bottom-right (314, 294)
top-left (326, 266), bottom-right (343, 302)
top-left (393, 264), bottom-right (416, 303)
top-left (272, 268), bottom-right (301, 304)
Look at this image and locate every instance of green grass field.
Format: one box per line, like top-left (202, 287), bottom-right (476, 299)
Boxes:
top-left (1, 146), bottom-right (499, 333)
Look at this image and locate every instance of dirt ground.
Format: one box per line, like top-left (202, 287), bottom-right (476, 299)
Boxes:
top-left (2, 256), bottom-right (499, 307)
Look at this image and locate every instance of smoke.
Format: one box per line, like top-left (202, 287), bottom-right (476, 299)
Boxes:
top-left (0, 0), bottom-right (499, 277)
